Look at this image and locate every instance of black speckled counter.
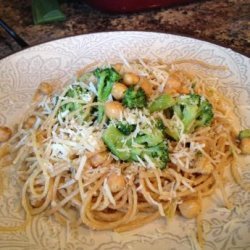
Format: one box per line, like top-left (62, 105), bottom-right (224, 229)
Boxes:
top-left (0, 0), bottom-right (249, 59)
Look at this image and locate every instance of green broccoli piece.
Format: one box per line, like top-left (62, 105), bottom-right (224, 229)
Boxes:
top-left (143, 142), bottom-right (169, 170)
top-left (102, 125), bottom-right (131, 161)
top-left (163, 94), bottom-right (214, 140)
top-left (239, 129), bottom-right (250, 139)
top-left (165, 119), bottom-right (181, 141)
top-left (122, 86), bottom-right (147, 109)
top-left (135, 128), bottom-right (164, 147)
top-left (94, 67), bottom-right (121, 122)
top-left (102, 123), bottom-right (169, 169)
top-left (155, 118), bottom-right (169, 137)
top-left (149, 94), bottom-right (176, 113)
top-left (60, 85), bottom-right (90, 113)
top-left (155, 119), bottom-right (165, 131)
top-left (117, 121), bottom-right (136, 135)
top-left (174, 94), bottom-right (214, 133)
top-left (129, 141), bottom-right (169, 170)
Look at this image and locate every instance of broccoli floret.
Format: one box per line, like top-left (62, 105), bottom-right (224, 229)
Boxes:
top-left (149, 94), bottom-right (176, 113)
top-left (129, 141), bottom-right (169, 170)
top-left (239, 129), bottom-right (250, 139)
top-left (102, 123), bottom-right (169, 169)
top-left (165, 118), bottom-right (182, 141)
top-left (174, 94), bottom-right (214, 133)
top-left (143, 142), bottom-right (169, 170)
top-left (60, 85), bottom-right (91, 113)
top-left (94, 67), bottom-right (121, 122)
top-left (102, 125), bottom-right (131, 161)
top-left (135, 128), bottom-right (164, 147)
top-left (155, 119), bottom-right (166, 132)
top-left (66, 85), bottom-right (83, 98)
top-left (117, 121), bottom-right (136, 135)
top-left (122, 86), bottom-right (147, 109)
top-left (163, 94), bottom-right (214, 140)
top-left (238, 129), bottom-right (250, 154)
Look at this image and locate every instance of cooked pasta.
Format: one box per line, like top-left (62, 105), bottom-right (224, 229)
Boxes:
top-left (0, 58), bottom-right (249, 244)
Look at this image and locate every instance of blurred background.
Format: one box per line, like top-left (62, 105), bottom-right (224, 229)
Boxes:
top-left (0, 0), bottom-right (249, 59)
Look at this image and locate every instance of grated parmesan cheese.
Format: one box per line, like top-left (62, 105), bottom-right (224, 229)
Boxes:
top-left (75, 155), bottom-right (87, 180)
top-left (103, 178), bottom-right (116, 206)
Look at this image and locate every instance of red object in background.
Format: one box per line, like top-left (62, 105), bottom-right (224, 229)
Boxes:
top-left (84, 0), bottom-right (194, 13)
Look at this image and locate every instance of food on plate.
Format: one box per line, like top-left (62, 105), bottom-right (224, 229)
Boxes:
top-left (0, 126), bottom-right (12, 143)
top-left (0, 59), bottom-right (249, 243)
top-left (239, 129), bottom-right (250, 154)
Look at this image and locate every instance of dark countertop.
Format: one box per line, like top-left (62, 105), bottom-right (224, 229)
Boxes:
top-left (0, 0), bottom-right (249, 59)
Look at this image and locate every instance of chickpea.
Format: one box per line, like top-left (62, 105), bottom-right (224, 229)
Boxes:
top-left (32, 90), bottom-right (43, 103)
top-left (113, 63), bottom-right (123, 73)
top-left (0, 154), bottom-right (13, 168)
top-left (96, 140), bottom-right (107, 152)
top-left (31, 198), bottom-right (44, 208)
top-left (139, 78), bottom-right (154, 96)
top-left (195, 156), bottom-right (213, 174)
top-left (123, 73), bottom-right (140, 86)
top-left (39, 82), bottom-right (53, 95)
top-left (164, 87), bottom-right (177, 95)
top-left (107, 173), bottom-right (126, 193)
top-left (0, 144), bottom-right (10, 158)
top-left (179, 199), bottom-right (201, 219)
top-left (90, 152), bottom-right (108, 167)
top-left (164, 76), bottom-right (187, 95)
top-left (0, 126), bottom-right (12, 143)
top-left (36, 130), bottom-right (47, 144)
top-left (179, 86), bottom-right (190, 94)
top-left (240, 138), bottom-right (250, 154)
top-left (112, 83), bottom-right (127, 100)
top-left (23, 115), bottom-right (37, 129)
top-left (105, 101), bottom-right (124, 120)
top-left (168, 76), bottom-right (181, 90)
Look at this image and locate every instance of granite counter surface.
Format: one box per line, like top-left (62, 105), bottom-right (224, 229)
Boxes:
top-left (0, 0), bottom-right (249, 59)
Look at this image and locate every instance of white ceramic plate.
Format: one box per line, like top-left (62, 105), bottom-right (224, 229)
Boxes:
top-left (0, 32), bottom-right (249, 250)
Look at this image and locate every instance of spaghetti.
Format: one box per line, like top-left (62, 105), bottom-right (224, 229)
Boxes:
top-left (0, 59), bottom-right (248, 243)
